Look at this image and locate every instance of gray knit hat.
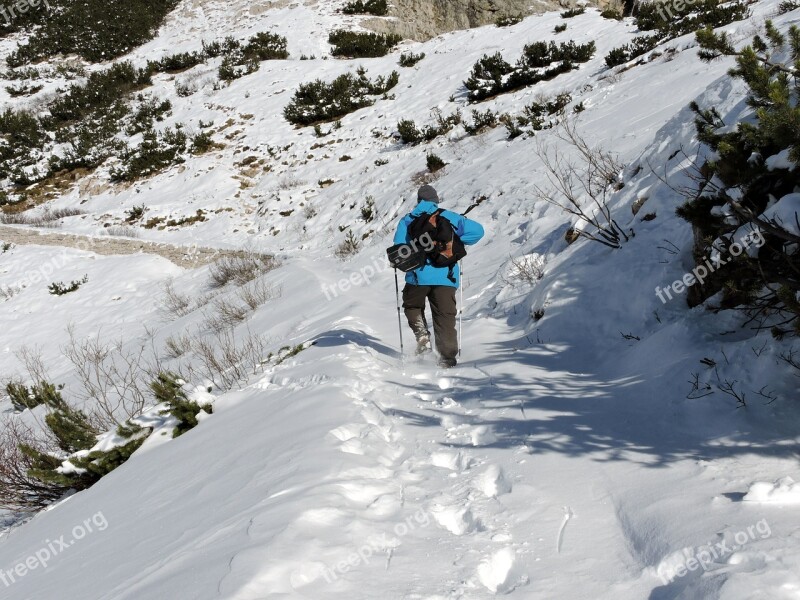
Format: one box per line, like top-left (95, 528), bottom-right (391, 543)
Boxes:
top-left (417, 185), bottom-right (439, 203)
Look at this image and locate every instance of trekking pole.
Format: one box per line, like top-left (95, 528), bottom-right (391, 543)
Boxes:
top-left (458, 261), bottom-right (464, 357)
top-left (394, 268), bottom-right (404, 356)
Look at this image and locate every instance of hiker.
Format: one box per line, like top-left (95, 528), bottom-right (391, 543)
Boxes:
top-left (391, 185), bottom-right (484, 368)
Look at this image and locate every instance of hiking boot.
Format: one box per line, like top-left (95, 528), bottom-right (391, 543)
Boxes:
top-left (415, 335), bottom-right (432, 355)
top-left (438, 357), bottom-right (457, 369)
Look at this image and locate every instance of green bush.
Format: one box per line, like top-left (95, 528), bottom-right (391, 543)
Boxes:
top-left (0, 31), bottom-right (287, 187)
top-left (20, 409), bottom-right (148, 494)
top-left (560, 7), bottom-right (585, 18)
top-left (219, 55), bottom-right (260, 81)
top-left (328, 30), bottom-right (402, 58)
top-left (243, 32), bottom-right (290, 60)
top-left (0, 108), bottom-right (47, 179)
top-left (126, 97), bottom-right (172, 136)
top-left (48, 62), bottom-right (150, 124)
top-left (284, 68), bottom-right (399, 126)
top-left (464, 109), bottom-right (498, 135)
top-left (600, 7), bottom-right (623, 19)
top-left (48, 275), bottom-right (88, 296)
top-left (397, 110), bottom-right (462, 144)
top-left (399, 51), bottom-right (426, 67)
top-left (496, 14), bottom-right (524, 27)
top-left (464, 52), bottom-right (514, 100)
top-left (6, 381), bottom-right (64, 412)
top-left (397, 119), bottom-right (422, 144)
top-left (342, 0), bottom-right (389, 15)
top-left (201, 37), bottom-right (239, 58)
top-left (217, 32), bottom-right (288, 81)
top-left (522, 92), bottom-right (572, 129)
top-left (152, 372), bottom-right (212, 438)
top-left (554, 23), bottom-right (568, 33)
top-left (149, 51), bottom-right (205, 74)
top-left (426, 153), bottom-right (446, 172)
top-left (125, 204), bottom-right (148, 222)
top-left (191, 131), bottom-right (220, 154)
top-left (680, 22), bottom-right (800, 331)
top-left (605, 0), bottom-right (750, 68)
top-left (5, 83), bottom-right (43, 97)
top-left (6, 0), bottom-right (182, 66)
top-left (111, 127), bottom-right (188, 182)
top-left (465, 41), bottom-right (595, 101)
top-left (604, 35), bottom-right (660, 67)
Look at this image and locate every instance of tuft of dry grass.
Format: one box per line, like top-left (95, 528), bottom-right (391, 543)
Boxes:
top-left (208, 252), bottom-right (278, 288)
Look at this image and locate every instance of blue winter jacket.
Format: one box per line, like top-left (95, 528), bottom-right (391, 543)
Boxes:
top-left (393, 200), bottom-right (485, 288)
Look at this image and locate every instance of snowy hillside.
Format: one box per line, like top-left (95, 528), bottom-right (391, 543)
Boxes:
top-left (1, 0), bottom-right (800, 599)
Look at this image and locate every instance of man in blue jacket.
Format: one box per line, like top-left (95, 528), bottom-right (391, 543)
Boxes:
top-left (394, 185), bottom-right (485, 368)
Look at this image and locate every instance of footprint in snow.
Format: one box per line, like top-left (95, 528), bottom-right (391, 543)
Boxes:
top-left (336, 481), bottom-right (398, 508)
top-left (477, 547), bottom-right (527, 594)
top-left (474, 465), bottom-right (512, 498)
top-left (470, 425), bottom-right (497, 446)
top-left (431, 503), bottom-right (479, 536)
top-left (430, 450), bottom-right (471, 472)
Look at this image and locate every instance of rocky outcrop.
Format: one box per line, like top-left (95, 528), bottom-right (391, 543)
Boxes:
top-left (364, 0), bottom-right (562, 41)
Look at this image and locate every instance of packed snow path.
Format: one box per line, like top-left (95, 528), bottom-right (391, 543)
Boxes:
top-left (0, 225), bottom-right (238, 267)
top-left (208, 314), bottom-right (800, 599)
top-left (0, 261), bottom-right (798, 599)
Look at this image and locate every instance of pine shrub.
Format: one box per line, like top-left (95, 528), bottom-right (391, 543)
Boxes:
top-left (398, 119), bottom-right (423, 143)
top-left (496, 14), bottom-right (524, 27)
top-left (328, 30), bottom-right (402, 58)
top-left (680, 22), bottom-right (800, 331)
top-left (426, 153), bottom-right (446, 172)
top-left (284, 68), bottom-right (399, 126)
top-left (342, 0), bottom-right (389, 15)
top-left (6, 0), bottom-right (182, 67)
top-left (464, 109), bottom-right (498, 135)
top-left (152, 372), bottom-right (212, 438)
top-left (110, 128), bottom-right (188, 182)
top-left (148, 51), bottom-right (205, 74)
top-left (465, 42), bottom-right (595, 102)
top-left (605, 0), bottom-right (750, 68)
top-left (6, 381), bottom-right (63, 412)
top-left (560, 7), bottom-right (585, 18)
top-left (399, 51), bottom-right (425, 67)
top-left (218, 32), bottom-right (288, 81)
top-left (48, 275), bottom-right (88, 296)
top-left (335, 230), bottom-right (362, 259)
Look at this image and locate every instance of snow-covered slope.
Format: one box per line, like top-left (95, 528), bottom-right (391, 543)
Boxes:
top-left (1, 1), bottom-right (800, 599)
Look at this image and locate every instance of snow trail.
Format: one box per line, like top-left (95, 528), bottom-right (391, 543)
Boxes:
top-left (0, 224), bottom-right (243, 266)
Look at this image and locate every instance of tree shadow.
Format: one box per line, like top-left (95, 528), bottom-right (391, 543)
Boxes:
top-left (378, 333), bottom-right (800, 468)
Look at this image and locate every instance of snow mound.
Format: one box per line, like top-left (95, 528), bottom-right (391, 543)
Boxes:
top-left (477, 547), bottom-right (519, 594)
top-left (744, 477), bottom-right (800, 505)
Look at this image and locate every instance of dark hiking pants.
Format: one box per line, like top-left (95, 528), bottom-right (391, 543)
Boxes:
top-left (402, 284), bottom-right (458, 360)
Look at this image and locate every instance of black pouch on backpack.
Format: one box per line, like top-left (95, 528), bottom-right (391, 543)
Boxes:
top-left (387, 243), bottom-right (427, 272)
